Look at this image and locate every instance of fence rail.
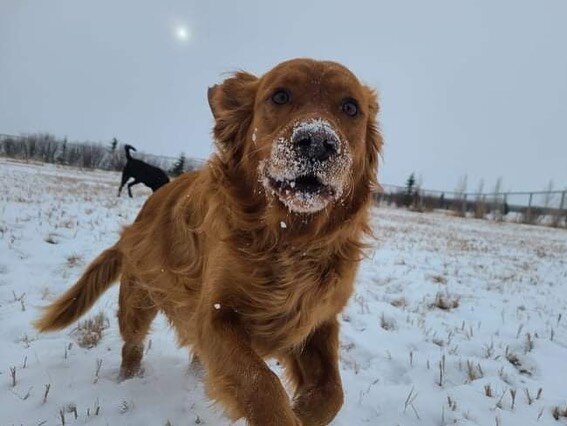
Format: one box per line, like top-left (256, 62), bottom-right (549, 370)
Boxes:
top-left (380, 184), bottom-right (567, 212)
top-left (377, 184), bottom-right (567, 227)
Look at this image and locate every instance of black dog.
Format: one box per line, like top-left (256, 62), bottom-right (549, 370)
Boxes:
top-left (118, 145), bottom-right (170, 197)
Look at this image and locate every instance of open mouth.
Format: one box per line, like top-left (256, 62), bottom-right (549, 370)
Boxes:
top-left (268, 174), bottom-right (336, 200)
top-left (260, 118), bottom-right (352, 213)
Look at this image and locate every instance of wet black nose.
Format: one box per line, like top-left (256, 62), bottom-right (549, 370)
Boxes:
top-left (294, 130), bottom-right (339, 162)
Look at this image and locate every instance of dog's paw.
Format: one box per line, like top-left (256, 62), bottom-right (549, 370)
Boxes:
top-left (118, 365), bottom-right (144, 382)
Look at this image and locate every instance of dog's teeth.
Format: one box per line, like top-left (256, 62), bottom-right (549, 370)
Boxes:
top-left (290, 181), bottom-right (296, 188)
top-left (280, 221), bottom-right (287, 229)
top-left (213, 303), bottom-right (221, 310)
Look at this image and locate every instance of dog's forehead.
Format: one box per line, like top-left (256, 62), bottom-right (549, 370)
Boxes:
top-left (260, 59), bottom-right (361, 91)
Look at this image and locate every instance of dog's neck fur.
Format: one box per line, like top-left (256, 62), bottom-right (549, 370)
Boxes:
top-left (206, 153), bottom-right (374, 262)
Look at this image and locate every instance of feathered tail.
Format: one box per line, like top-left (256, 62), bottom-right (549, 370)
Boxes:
top-left (34, 246), bottom-right (123, 332)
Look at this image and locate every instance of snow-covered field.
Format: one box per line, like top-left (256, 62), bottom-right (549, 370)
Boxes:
top-left (1, 157), bottom-right (567, 426)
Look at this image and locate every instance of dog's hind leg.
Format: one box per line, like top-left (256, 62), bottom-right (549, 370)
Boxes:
top-left (118, 171), bottom-right (130, 197)
top-left (118, 275), bottom-right (157, 379)
top-left (127, 179), bottom-right (140, 198)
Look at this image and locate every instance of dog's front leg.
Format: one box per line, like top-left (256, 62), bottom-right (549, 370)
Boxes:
top-left (197, 303), bottom-right (301, 426)
top-left (286, 319), bottom-right (344, 426)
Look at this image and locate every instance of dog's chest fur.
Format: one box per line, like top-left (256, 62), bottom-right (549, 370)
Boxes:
top-left (244, 244), bottom-right (356, 353)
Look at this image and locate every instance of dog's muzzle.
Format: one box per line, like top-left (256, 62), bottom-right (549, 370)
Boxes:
top-left (260, 118), bottom-right (352, 214)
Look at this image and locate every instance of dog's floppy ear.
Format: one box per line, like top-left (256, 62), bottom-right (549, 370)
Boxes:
top-left (207, 85), bottom-right (221, 119)
top-left (363, 86), bottom-right (383, 190)
top-left (208, 71), bottom-right (258, 147)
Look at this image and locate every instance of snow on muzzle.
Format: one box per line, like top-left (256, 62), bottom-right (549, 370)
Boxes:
top-left (259, 118), bottom-right (353, 213)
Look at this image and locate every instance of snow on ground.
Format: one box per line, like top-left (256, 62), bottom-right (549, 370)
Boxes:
top-left (1, 157), bottom-right (567, 426)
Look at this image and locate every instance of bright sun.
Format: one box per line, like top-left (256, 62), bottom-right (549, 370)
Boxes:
top-left (175, 25), bottom-right (191, 42)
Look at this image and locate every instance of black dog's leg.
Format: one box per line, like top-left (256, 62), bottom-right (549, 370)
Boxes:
top-left (127, 180), bottom-right (140, 198)
top-left (118, 171), bottom-right (130, 197)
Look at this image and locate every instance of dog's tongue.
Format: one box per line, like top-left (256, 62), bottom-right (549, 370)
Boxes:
top-left (271, 174), bottom-right (336, 198)
top-left (288, 175), bottom-right (321, 193)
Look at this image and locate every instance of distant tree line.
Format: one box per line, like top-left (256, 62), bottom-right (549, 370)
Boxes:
top-left (0, 133), bottom-right (201, 175)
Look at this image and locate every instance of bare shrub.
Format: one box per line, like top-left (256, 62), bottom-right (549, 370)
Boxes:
top-left (429, 274), bottom-right (447, 285)
top-left (9, 366), bottom-right (17, 387)
top-left (473, 180), bottom-right (487, 219)
top-left (390, 297), bottom-right (408, 308)
top-left (550, 210), bottom-right (566, 228)
top-left (417, 193), bottom-right (440, 212)
top-left (465, 360), bottom-right (484, 382)
top-left (490, 178), bottom-right (506, 222)
top-left (451, 175), bottom-right (468, 217)
top-left (44, 233), bottom-right (60, 245)
top-left (66, 254), bottom-right (83, 268)
top-left (432, 292), bottom-right (460, 311)
top-left (72, 312), bottom-right (109, 348)
top-left (380, 313), bottom-right (397, 331)
top-left (520, 209), bottom-right (541, 225)
top-left (549, 187), bottom-right (566, 229)
top-left (505, 351), bottom-right (533, 376)
top-left (552, 405), bottom-right (567, 421)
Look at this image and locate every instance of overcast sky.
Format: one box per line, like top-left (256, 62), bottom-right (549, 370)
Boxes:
top-left (1, 0), bottom-right (566, 191)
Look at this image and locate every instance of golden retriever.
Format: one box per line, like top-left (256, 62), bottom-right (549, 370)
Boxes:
top-left (34, 58), bottom-right (383, 425)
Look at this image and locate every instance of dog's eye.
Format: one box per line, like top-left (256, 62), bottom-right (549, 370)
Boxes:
top-left (271, 89), bottom-right (290, 105)
top-left (341, 99), bottom-right (358, 117)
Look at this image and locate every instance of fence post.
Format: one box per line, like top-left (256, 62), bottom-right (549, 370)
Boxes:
top-left (560, 191), bottom-right (566, 213)
top-left (527, 192), bottom-right (533, 222)
top-left (462, 193), bottom-right (468, 216)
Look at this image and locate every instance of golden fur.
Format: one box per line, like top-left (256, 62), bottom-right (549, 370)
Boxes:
top-left (34, 58), bottom-right (383, 425)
